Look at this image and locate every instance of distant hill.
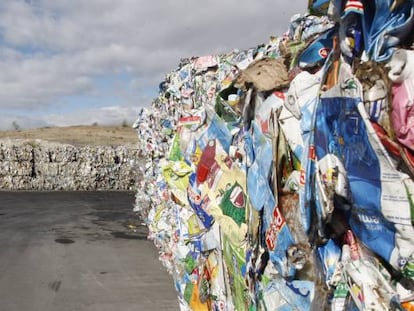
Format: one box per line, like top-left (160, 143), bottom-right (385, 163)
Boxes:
top-left (0, 125), bottom-right (138, 147)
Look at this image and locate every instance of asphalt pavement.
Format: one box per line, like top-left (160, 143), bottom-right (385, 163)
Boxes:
top-left (0, 191), bottom-right (178, 311)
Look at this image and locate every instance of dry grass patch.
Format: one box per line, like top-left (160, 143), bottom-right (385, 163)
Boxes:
top-left (0, 125), bottom-right (138, 146)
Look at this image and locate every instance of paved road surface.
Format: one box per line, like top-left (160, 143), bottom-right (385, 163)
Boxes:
top-left (0, 191), bottom-right (178, 311)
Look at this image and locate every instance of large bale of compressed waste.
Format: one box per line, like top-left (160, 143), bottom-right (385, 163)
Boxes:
top-left (0, 139), bottom-right (140, 190)
top-left (134, 1), bottom-right (414, 310)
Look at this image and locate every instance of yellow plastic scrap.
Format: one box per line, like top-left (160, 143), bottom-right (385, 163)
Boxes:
top-left (161, 160), bottom-right (193, 205)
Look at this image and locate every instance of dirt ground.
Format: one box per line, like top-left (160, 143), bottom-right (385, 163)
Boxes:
top-left (0, 125), bottom-right (138, 146)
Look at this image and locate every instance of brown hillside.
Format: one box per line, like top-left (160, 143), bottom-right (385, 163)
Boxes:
top-left (0, 125), bottom-right (138, 146)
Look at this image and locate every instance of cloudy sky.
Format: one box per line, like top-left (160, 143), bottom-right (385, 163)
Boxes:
top-left (0, 0), bottom-right (306, 130)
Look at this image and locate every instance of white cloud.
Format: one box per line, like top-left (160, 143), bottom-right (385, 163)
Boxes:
top-left (45, 105), bottom-right (141, 127)
top-left (0, 0), bottom-right (307, 128)
top-left (0, 105), bottom-right (141, 131)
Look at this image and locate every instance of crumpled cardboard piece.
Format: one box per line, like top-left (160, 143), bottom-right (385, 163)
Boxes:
top-left (234, 57), bottom-right (290, 91)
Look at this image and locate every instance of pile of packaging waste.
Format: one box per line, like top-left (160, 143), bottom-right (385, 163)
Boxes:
top-left (0, 139), bottom-right (140, 190)
top-left (134, 0), bottom-right (414, 310)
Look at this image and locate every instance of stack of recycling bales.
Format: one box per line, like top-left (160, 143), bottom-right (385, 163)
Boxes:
top-left (134, 1), bottom-right (414, 310)
top-left (0, 139), bottom-right (140, 190)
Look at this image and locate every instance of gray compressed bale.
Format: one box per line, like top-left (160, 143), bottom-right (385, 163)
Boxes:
top-left (1, 175), bottom-right (12, 189)
top-left (0, 161), bottom-right (10, 176)
top-left (15, 161), bottom-right (32, 176)
top-left (59, 162), bottom-right (78, 177)
top-left (31, 176), bottom-right (44, 190)
top-left (45, 163), bottom-right (59, 176)
top-left (0, 138), bottom-right (141, 191)
top-left (78, 162), bottom-right (93, 176)
top-left (13, 144), bottom-right (32, 162)
top-left (0, 145), bottom-right (6, 161)
top-left (33, 147), bottom-right (48, 163)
